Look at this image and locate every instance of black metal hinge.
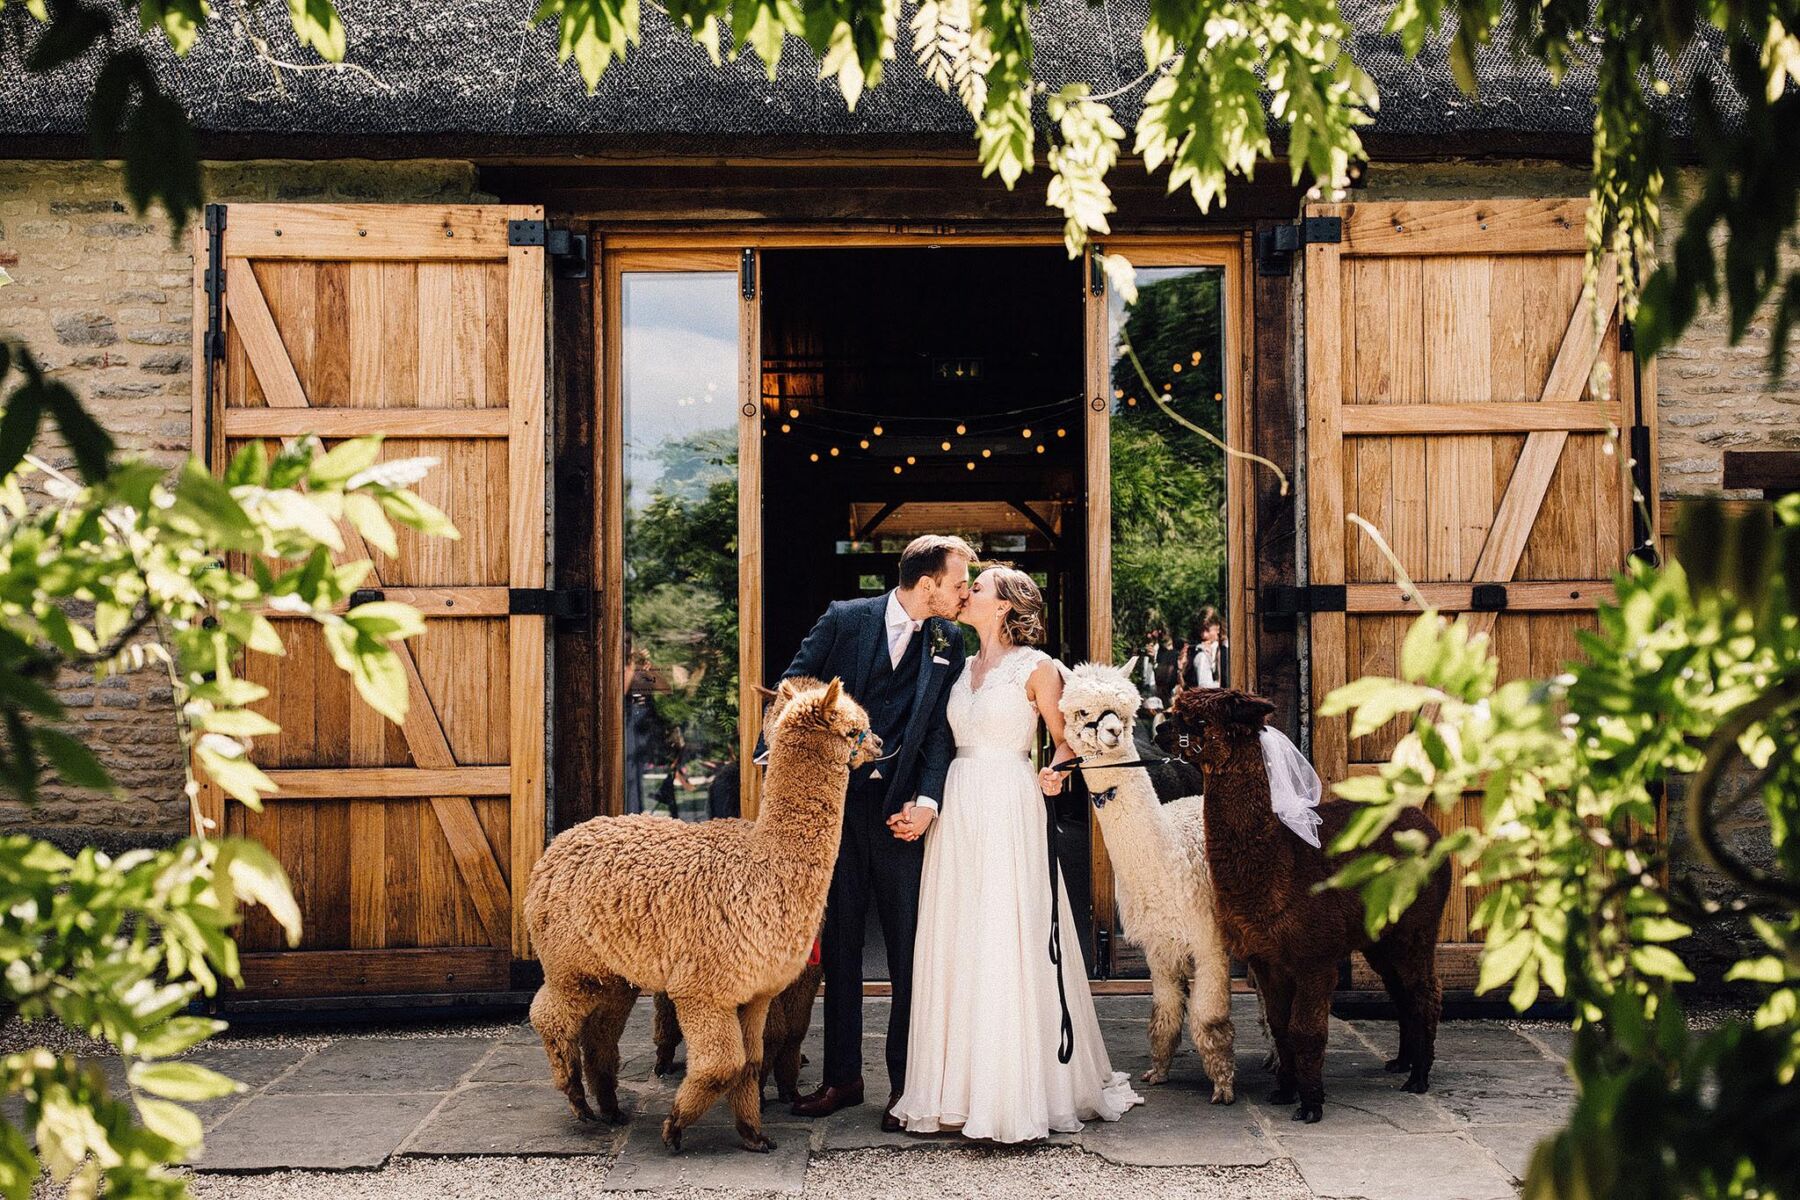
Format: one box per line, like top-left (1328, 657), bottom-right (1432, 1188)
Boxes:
top-left (1093, 927), bottom-right (1112, 981)
top-left (508, 219), bottom-right (589, 279)
top-left (509, 587), bottom-right (593, 622)
top-left (1088, 246), bottom-right (1105, 296)
top-left (1260, 583), bottom-right (1348, 633)
top-left (202, 204), bottom-right (227, 363)
top-left (1470, 583), bottom-right (1508, 612)
top-left (1256, 215), bottom-right (1343, 277)
top-left (740, 249), bottom-right (757, 299)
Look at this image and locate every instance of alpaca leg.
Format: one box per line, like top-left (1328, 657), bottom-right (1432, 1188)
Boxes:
top-left (1185, 939), bottom-right (1236, 1105)
top-left (1142, 946), bottom-right (1187, 1085)
top-left (1246, 967), bottom-right (1278, 1073)
top-left (653, 992), bottom-right (682, 1076)
top-left (727, 994), bottom-right (776, 1152)
top-left (1392, 937), bottom-right (1442, 1095)
top-left (1286, 967), bottom-right (1335, 1124)
top-left (769, 1033), bottom-right (804, 1104)
top-left (531, 976), bottom-right (608, 1122)
top-left (1250, 960), bottom-right (1298, 1106)
top-left (578, 981), bottom-right (638, 1125)
top-left (1361, 944), bottom-right (1415, 1074)
top-left (662, 1001), bottom-right (748, 1153)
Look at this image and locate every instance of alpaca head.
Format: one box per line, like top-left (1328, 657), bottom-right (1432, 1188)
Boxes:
top-left (1162, 688), bottom-right (1275, 772)
top-left (767, 676), bottom-right (881, 769)
top-left (1055, 660), bottom-right (1143, 760)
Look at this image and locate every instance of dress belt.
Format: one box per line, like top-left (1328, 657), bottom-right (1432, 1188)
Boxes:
top-left (955, 746), bottom-right (1031, 761)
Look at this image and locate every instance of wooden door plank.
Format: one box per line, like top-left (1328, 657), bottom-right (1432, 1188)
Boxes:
top-left (1341, 199), bottom-right (1588, 257)
top-left (225, 267), bottom-right (310, 410)
top-left (506, 216), bottom-right (548, 957)
top-left (1339, 401), bottom-right (1615, 435)
top-left (261, 766), bottom-right (512, 797)
top-left (234, 947), bottom-right (509, 999)
top-left (1304, 211), bottom-right (1348, 778)
top-left (225, 205), bottom-right (519, 261)
top-left (222, 409), bottom-right (512, 438)
top-left (260, 587), bottom-right (512, 619)
top-left (738, 249), bottom-right (766, 822)
top-left (1471, 270), bottom-right (1620, 589)
top-left (226, 253), bottom-right (516, 950)
top-left (1084, 245), bottom-right (1116, 962)
top-left (1345, 580), bottom-right (1615, 612)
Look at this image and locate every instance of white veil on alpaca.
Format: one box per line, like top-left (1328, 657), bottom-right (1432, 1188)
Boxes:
top-left (1259, 726), bottom-right (1323, 848)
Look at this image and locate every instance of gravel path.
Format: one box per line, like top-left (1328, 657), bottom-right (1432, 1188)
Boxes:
top-left (183, 1147), bottom-right (1313, 1200)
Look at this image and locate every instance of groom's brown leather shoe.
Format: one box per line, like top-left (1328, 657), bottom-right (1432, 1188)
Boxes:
top-left (881, 1091), bottom-right (903, 1133)
top-left (790, 1080), bottom-right (863, 1118)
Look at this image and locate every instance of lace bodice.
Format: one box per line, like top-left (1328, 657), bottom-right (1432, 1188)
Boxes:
top-left (947, 646), bottom-right (1050, 755)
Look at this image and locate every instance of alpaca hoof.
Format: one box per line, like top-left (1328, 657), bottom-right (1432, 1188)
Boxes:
top-left (654, 1056), bottom-right (680, 1077)
top-left (661, 1118), bottom-right (683, 1153)
top-left (1401, 1074), bottom-right (1431, 1095)
top-left (1384, 1056), bottom-right (1413, 1074)
top-left (1293, 1102), bottom-right (1323, 1123)
top-left (740, 1133), bottom-right (776, 1153)
top-left (568, 1098), bottom-right (598, 1122)
top-left (1210, 1084), bottom-right (1234, 1105)
top-left (1267, 1087), bottom-right (1297, 1105)
top-left (602, 1108), bottom-right (630, 1127)
top-left (1139, 1067), bottom-right (1169, 1086)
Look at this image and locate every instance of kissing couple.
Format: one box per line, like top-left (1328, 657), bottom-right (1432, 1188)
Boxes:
top-left (770, 534), bottom-right (1142, 1143)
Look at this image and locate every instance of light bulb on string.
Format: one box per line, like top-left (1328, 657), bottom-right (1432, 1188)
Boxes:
top-left (860, 439), bottom-right (870, 449)
top-left (809, 453), bottom-right (820, 462)
top-left (1021, 427), bottom-right (1032, 439)
top-left (981, 449), bottom-right (992, 459)
top-left (1172, 363), bottom-right (1182, 373)
top-left (956, 423), bottom-right (967, 435)
top-left (893, 465), bottom-right (903, 475)
top-left (941, 440), bottom-right (952, 451)
top-left (1036, 444), bottom-right (1046, 454)
top-left (829, 447), bottom-right (839, 457)
top-left (788, 408), bottom-right (799, 419)
top-left (873, 424), bottom-right (884, 436)
top-left (780, 423), bottom-right (791, 433)
top-left (906, 456), bottom-right (917, 465)
top-left (966, 461), bottom-right (975, 471)
top-left (1056, 428), bottom-right (1067, 438)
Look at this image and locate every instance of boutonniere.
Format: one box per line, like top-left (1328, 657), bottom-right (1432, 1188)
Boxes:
top-left (928, 622), bottom-right (953, 661)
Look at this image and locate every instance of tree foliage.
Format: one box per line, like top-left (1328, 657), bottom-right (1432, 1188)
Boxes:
top-left (1322, 497), bottom-right (1800, 1197)
top-left (7, 0), bottom-right (1800, 365)
top-left (0, 344), bottom-right (456, 1195)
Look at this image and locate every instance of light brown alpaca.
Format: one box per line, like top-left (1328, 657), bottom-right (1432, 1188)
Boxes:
top-left (653, 961), bottom-right (823, 1103)
top-left (525, 677), bottom-right (876, 1153)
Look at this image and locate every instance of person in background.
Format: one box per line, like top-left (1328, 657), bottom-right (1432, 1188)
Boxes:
top-left (1133, 694), bottom-right (1165, 763)
top-left (1138, 632), bottom-right (1161, 698)
top-left (1152, 631), bottom-right (1181, 704)
top-left (1181, 607), bottom-right (1225, 691)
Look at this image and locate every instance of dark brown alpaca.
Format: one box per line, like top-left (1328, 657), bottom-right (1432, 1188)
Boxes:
top-left (653, 962), bottom-right (823, 1103)
top-left (1162, 689), bottom-right (1451, 1123)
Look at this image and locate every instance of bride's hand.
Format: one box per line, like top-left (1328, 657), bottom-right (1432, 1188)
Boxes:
top-left (1038, 766), bottom-right (1065, 796)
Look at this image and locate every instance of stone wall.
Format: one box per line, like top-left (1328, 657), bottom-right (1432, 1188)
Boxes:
top-left (0, 158), bottom-right (487, 851)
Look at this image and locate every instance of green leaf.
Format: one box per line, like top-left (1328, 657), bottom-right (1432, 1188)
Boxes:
top-left (345, 601), bottom-right (425, 641)
top-left (1478, 930), bottom-right (1537, 995)
top-left (308, 436), bottom-right (382, 487)
top-left (129, 1062), bottom-right (240, 1103)
top-left (286, 0), bottom-right (346, 61)
top-left (218, 839), bottom-right (302, 946)
top-left (380, 489), bottom-right (458, 539)
top-left (1629, 945), bottom-right (1696, 983)
top-left (0, 1118), bottom-right (36, 1200)
top-left (343, 492), bottom-right (397, 557)
top-left (1627, 916), bottom-right (1693, 944)
top-left (132, 1016), bottom-right (226, 1060)
top-left (1399, 612), bottom-right (1448, 682)
top-left (197, 710), bottom-right (281, 738)
top-left (134, 1097), bottom-right (203, 1153)
top-left (1725, 956), bottom-right (1787, 983)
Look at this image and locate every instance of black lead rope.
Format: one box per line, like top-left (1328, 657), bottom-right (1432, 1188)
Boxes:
top-left (1041, 751), bottom-right (1176, 1066)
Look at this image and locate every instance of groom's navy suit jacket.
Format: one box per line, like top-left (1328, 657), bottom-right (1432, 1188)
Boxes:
top-left (776, 594), bottom-right (964, 819)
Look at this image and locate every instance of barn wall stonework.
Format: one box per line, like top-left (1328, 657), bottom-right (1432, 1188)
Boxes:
top-left (0, 158), bottom-right (488, 851)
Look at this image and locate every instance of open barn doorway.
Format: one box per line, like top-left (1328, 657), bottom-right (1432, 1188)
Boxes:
top-left (758, 247), bottom-right (1092, 981)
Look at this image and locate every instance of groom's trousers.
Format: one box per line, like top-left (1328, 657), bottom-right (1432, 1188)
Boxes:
top-left (820, 775), bottom-right (925, 1093)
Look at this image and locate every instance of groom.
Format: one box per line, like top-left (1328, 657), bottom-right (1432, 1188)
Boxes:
top-left (772, 534), bottom-right (973, 1130)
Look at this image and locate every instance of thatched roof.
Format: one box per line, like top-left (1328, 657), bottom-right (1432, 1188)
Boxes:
top-left (0, 0), bottom-right (1733, 157)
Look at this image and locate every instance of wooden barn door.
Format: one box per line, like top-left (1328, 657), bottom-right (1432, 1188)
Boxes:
top-left (193, 204), bottom-right (547, 998)
top-left (1302, 199), bottom-right (1650, 975)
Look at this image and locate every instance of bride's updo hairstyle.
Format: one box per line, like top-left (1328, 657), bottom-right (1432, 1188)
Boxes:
top-left (986, 565), bottom-right (1046, 646)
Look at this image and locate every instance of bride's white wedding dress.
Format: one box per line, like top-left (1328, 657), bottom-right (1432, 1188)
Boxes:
top-left (893, 646), bottom-right (1143, 1142)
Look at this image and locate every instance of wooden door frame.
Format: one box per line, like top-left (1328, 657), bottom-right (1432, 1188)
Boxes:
top-left (1080, 235), bottom-right (1254, 972)
top-left (587, 228), bottom-right (1256, 979)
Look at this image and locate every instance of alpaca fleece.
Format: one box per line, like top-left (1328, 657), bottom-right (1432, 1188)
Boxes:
top-left (525, 677), bottom-right (874, 1153)
top-left (1056, 662), bottom-right (1236, 1103)
top-left (653, 961), bottom-right (824, 1103)
top-left (1164, 688), bottom-right (1451, 1124)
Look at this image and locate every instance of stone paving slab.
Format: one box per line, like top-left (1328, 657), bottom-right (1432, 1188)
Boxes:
top-left (1074, 1096), bottom-right (1274, 1167)
top-left (1352, 1020), bottom-right (1550, 1062)
top-left (1427, 1062), bottom-right (1576, 1126)
top-left (604, 1120), bottom-right (810, 1194)
top-left (200, 1093), bottom-right (443, 1171)
top-left (182, 1045), bottom-right (311, 1128)
top-left (1467, 1121), bottom-right (1558, 1182)
top-left (403, 1082), bottom-right (626, 1157)
top-left (268, 1037), bottom-right (494, 1095)
top-left (1277, 1130), bottom-right (1520, 1200)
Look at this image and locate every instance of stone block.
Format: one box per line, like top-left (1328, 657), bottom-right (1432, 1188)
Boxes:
top-left (605, 1119), bottom-right (810, 1194)
top-left (268, 1037), bottom-right (494, 1095)
top-left (403, 1083), bottom-right (625, 1156)
top-left (1279, 1131), bottom-right (1520, 1200)
top-left (198, 1093), bottom-right (441, 1171)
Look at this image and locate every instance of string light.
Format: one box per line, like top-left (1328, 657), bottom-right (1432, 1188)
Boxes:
top-left (829, 447), bottom-right (840, 457)
top-left (906, 456), bottom-right (917, 465)
top-left (1056, 428), bottom-right (1067, 438)
top-left (788, 408), bottom-right (799, 419)
top-left (955, 423), bottom-right (967, 435)
top-left (780, 423), bottom-right (791, 433)
top-left (893, 465), bottom-right (903, 474)
top-left (873, 424), bottom-right (884, 436)
top-left (1114, 389), bottom-right (1124, 399)
top-left (1214, 391), bottom-right (1223, 401)
top-left (1035, 444), bottom-right (1046, 454)
top-left (860, 439), bottom-right (871, 449)
top-left (941, 440), bottom-right (952, 451)
top-left (966, 461), bottom-right (975, 471)
top-left (809, 452), bottom-right (820, 462)
top-left (1172, 363), bottom-right (1182, 373)
top-left (1021, 427), bottom-right (1032, 438)
top-left (1191, 351), bottom-right (1202, 365)
top-left (981, 449), bottom-right (992, 459)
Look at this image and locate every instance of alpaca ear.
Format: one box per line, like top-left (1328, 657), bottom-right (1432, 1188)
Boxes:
top-left (1121, 654), bottom-right (1140, 677)
top-left (822, 677), bottom-right (842, 709)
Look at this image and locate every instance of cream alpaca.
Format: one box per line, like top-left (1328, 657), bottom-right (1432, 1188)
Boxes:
top-left (525, 677), bottom-right (876, 1153)
top-left (1056, 660), bottom-right (1236, 1104)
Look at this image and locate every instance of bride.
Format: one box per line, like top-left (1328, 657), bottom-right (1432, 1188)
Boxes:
top-left (890, 565), bottom-right (1142, 1142)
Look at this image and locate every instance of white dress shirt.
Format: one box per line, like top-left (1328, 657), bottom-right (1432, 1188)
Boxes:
top-left (884, 590), bottom-right (938, 813)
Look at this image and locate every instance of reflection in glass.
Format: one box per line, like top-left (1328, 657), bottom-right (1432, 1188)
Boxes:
top-left (1109, 266), bottom-right (1228, 697)
top-left (622, 272), bottom-right (739, 821)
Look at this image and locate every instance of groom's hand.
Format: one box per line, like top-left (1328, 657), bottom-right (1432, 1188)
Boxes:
top-left (886, 802), bottom-right (935, 842)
